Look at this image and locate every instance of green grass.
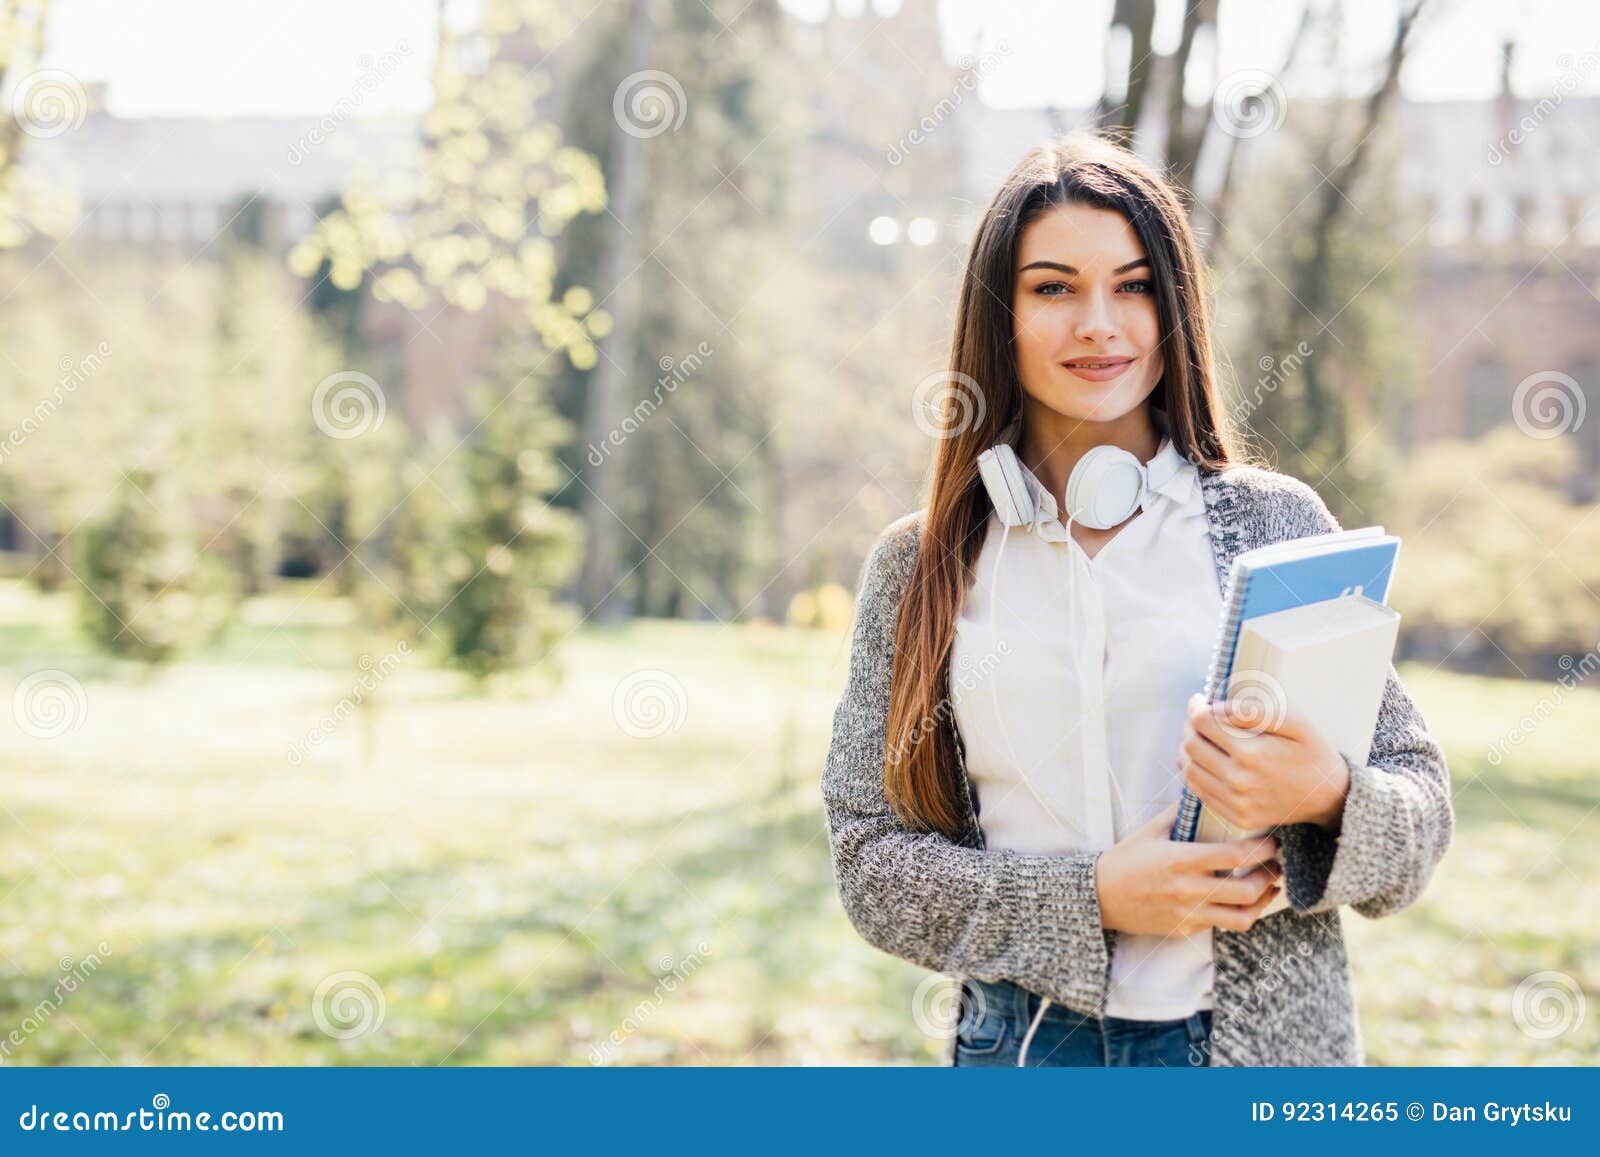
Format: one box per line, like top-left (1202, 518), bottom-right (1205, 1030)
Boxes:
top-left (1339, 666), bottom-right (1599, 1065)
top-left (0, 579), bottom-right (1593, 1065)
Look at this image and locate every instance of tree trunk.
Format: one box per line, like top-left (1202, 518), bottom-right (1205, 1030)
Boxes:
top-left (576, 0), bottom-right (653, 620)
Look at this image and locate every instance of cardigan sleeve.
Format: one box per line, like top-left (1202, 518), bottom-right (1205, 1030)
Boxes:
top-left (1269, 484), bottom-right (1456, 920)
top-left (820, 518), bottom-right (1119, 1018)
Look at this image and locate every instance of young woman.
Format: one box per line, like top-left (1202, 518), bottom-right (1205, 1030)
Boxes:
top-left (821, 133), bottom-right (1453, 1067)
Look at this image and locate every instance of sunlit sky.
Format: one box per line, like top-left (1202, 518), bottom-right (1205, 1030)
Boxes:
top-left (28, 0), bottom-right (1600, 118)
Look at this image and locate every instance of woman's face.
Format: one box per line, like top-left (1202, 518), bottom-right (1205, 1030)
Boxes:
top-left (1011, 202), bottom-right (1165, 424)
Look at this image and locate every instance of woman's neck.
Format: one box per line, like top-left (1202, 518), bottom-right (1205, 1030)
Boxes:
top-left (1018, 401), bottom-right (1160, 508)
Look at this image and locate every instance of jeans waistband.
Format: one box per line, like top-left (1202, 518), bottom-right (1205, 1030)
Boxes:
top-left (965, 976), bottom-right (1211, 1034)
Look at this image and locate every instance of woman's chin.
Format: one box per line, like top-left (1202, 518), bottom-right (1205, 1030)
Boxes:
top-left (1035, 377), bottom-right (1158, 424)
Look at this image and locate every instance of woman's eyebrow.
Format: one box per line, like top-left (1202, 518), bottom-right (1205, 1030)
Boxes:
top-left (1018, 257), bottom-right (1151, 275)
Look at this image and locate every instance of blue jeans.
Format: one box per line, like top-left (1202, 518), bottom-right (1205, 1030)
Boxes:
top-left (953, 977), bottom-right (1212, 1067)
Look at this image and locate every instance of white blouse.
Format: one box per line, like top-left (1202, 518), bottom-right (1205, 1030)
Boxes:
top-left (948, 431), bottom-right (1223, 1021)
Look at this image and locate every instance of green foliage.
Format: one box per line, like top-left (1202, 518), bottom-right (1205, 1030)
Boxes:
top-left (343, 429), bottom-right (460, 648)
top-left (0, 243), bottom-right (346, 602)
top-left (0, 0), bottom-right (79, 251)
top-left (303, 192), bottom-right (370, 354)
top-left (1383, 428), bottom-right (1600, 670)
top-left (433, 340), bottom-right (583, 682)
top-left (206, 234), bottom-right (351, 596)
top-left (286, 0), bottom-right (608, 371)
top-left (73, 470), bottom-right (238, 665)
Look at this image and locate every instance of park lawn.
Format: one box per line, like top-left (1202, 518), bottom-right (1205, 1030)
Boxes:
top-left (0, 579), bottom-right (1593, 1065)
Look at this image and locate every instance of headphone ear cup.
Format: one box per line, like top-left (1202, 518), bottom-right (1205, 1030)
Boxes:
top-left (977, 444), bottom-right (1033, 527)
top-left (1067, 446), bottom-right (1146, 530)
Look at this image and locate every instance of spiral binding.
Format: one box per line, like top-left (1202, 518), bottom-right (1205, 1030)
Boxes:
top-left (1171, 559), bottom-right (1251, 843)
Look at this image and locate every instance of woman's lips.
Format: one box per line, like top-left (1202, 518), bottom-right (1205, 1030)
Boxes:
top-left (1060, 356), bottom-right (1135, 383)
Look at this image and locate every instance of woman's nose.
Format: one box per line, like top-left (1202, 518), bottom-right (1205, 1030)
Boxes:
top-left (1073, 289), bottom-right (1118, 344)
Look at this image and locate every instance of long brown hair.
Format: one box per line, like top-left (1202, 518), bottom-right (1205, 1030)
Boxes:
top-left (884, 131), bottom-right (1237, 838)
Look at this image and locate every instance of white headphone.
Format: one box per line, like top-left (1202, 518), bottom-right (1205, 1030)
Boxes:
top-left (976, 429), bottom-right (1150, 531)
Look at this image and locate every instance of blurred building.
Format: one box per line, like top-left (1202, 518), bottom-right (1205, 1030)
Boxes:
top-left (819, 17), bottom-right (1600, 492)
top-left (1393, 89), bottom-right (1600, 487)
top-left (11, 78), bottom-right (487, 432)
top-left (16, 14), bottom-right (1600, 488)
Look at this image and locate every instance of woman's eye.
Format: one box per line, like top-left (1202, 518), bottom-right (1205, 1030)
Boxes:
top-left (1032, 279), bottom-right (1151, 297)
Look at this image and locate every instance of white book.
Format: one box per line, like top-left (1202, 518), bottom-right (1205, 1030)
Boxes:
top-left (1197, 595), bottom-right (1400, 916)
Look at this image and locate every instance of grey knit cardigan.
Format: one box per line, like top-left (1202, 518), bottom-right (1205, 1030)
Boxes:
top-left (821, 463), bottom-right (1454, 1066)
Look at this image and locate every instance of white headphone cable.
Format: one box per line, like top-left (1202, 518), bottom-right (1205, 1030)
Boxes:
top-left (1017, 995), bottom-right (1053, 1066)
top-left (984, 473), bottom-right (1141, 1066)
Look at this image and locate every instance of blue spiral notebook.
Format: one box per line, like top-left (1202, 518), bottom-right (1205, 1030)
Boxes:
top-left (1170, 526), bottom-right (1402, 843)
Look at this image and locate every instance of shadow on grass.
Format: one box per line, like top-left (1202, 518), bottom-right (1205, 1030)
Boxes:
top-left (0, 788), bottom-right (843, 1065)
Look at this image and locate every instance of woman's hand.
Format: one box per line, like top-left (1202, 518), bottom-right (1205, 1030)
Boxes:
top-left (1177, 693), bottom-right (1350, 834)
top-left (1095, 804), bottom-right (1283, 937)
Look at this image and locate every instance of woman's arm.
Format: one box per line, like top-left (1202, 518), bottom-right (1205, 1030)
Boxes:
top-left (1269, 484), bottom-right (1456, 919)
top-left (820, 517), bottom-right (1119, 1018)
